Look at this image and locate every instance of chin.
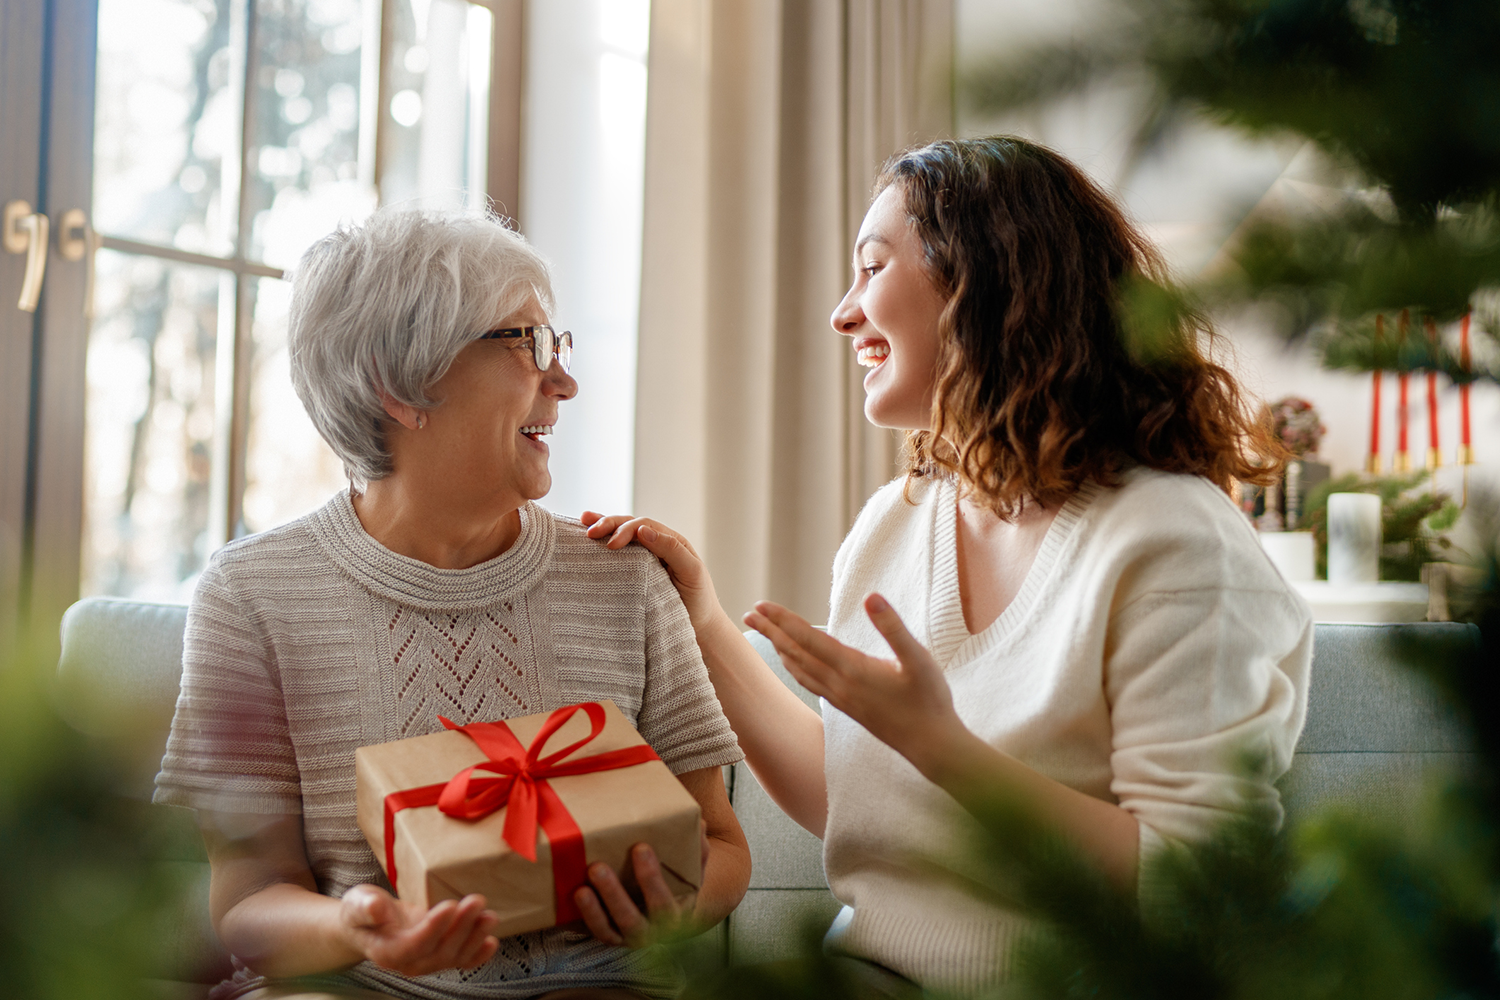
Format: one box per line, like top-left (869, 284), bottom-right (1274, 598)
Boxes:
top-left (863, 397), bottom-right (918, 432)
top-left (525, 473), bottom-right (553, 501)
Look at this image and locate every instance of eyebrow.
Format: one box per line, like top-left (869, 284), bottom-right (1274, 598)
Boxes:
top-left (853, 232), bottom-right (891, 261)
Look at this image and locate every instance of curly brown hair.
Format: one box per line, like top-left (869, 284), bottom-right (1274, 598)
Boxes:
top-left (877, 136), bottom-right (1282, 517)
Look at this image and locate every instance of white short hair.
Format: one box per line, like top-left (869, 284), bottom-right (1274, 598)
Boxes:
top-left (287, 208), bottom-right (554, 486)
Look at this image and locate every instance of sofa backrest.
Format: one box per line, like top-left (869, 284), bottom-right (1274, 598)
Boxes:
top-left (54, 597), bottom-right (1485, 967)
top-left (1280, 621), bottom-right (1477, 826)
top-left (56, 596), bottom-right (190, 799)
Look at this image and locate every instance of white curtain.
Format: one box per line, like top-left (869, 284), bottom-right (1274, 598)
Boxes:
top-left (634, 0), bottom-right (953, 624)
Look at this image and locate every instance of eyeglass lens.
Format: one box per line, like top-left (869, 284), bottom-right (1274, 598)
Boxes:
top-left (532, 326), bottom-right (572, 375)
top-left (532, 325), bottom-right (554, 373)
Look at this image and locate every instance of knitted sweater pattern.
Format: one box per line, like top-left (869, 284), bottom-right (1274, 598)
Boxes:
top-left (820, 469), bottom-right (1313, 995)
top-left (155, 493), bottom-right (742, 1000)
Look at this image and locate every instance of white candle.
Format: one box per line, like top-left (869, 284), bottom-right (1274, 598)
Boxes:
top-left (1327, 493), bottom-right (1382, 583)
top-left (1261, 531), bottom-right (1316, 582)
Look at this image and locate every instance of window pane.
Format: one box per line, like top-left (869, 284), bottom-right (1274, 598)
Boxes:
top-left (380, 0), bottom-right (492, 210)
top-left (248, 0), bottom-right (376, 269)
top-left (93, 0), bottom-right (235, 254)
top-left (82, 250), bottom-right (221, 601)
top-left (242, 277), bottom-right (348, 533)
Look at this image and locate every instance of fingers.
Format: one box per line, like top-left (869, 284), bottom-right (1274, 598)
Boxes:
top-left (742, 609), bottom-right (837, 701)
top-left (743, 602), bottom-right (869, 692)
top-left (359, 893), bottom-right (496, 976)
top-left (631, 844), bottom-right (680, 917)
top-left (752, 601), bottom-right (863, 667)
top-left (581, 514), bottom-right (678, 555)
top-left (453, 910), bottom-right (500, 969)
top-left (580, 863), bottom-right (647, 946)
top-left (578, 855), bottom-right (678, 948)
top-left (582, 513), bottom-right (641, 547)
top-left (591, 861), bottom-right (652, 944)
top-left (862, 593), bottom-right (934, 669)
top-left (574, 886), bottom-right (625, 946)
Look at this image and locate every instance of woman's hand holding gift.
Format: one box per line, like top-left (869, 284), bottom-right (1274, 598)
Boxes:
top-left (339, 884), bottom-right (500, 975)
top-left (573, 843), bottom-right (695, 947)
top-left (575, 768), bottom-right (748, 948)
top-left (206, 815), bottom-right (502, 979)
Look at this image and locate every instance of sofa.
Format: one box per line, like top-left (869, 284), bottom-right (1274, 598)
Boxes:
top-left (55, 597), bottom-right (1478, 995)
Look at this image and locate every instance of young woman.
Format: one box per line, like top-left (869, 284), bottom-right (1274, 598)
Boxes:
top-left (584, 137), bottom-right (1312, 996)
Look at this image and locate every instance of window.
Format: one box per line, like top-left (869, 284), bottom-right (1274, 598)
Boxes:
top-left (83, 0), bottom-right (500, 600)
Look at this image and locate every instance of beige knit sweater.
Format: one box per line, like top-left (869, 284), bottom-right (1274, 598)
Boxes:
top-left (821, 468), bottom-right (1312, 995)
top-left (155, 492), bottom-right (742, 1000)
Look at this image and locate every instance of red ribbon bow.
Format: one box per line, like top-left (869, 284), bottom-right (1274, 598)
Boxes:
top-left (381, 702), bottom-right (660, 924)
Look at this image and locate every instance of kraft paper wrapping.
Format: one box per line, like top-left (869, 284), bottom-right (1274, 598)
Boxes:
top-left (355, 700), bottom-right (702, 937)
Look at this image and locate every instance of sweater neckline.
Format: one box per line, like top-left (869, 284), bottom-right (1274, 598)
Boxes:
top-left (305, 490), bottom-right (557, 611)
top-left (925, 477), bottom-right (1101, 667)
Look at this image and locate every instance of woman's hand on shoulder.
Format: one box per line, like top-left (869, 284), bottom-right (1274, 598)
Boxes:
top-left (581, 512), bottom-right (724, 632)
top-left (339, 884), bottom-right (500, 976)
top-left (745, 595), bottom-right (966, 779)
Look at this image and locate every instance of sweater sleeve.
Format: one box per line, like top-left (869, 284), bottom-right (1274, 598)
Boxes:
top-left (1104, 582), bottom-right (1312, 845)
top-left (634, 560), bottom-right (744, 775)
top-left (153, 557), bottom-right (303, 816)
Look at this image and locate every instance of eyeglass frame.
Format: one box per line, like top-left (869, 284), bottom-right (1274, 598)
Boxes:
top-left (478, 324), bottom-right (573, 374)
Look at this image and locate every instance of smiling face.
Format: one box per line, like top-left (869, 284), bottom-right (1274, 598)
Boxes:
top-left (830, 184), bottom-right (949, 431)
top-left (417, 298), bottom-right (578, 509)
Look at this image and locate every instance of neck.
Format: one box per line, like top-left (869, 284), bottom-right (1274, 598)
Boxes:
top-left (957, 490), bottom-right (1048, 526)
top-left (353, 475), bottom-right (523, 569)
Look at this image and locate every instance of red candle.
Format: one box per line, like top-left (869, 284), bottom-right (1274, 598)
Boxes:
top-left (1460, 312), bottom-right (1473, 465)
top-left (1425, 317), bottom-right (1440, 470)
top-left (1396, 309), bottom-right (1411, 471)
top-left (1368, 315), bottom-right (1383, 474)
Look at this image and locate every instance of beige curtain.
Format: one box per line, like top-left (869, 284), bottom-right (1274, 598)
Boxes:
top-left (633, 0), bottom-right (954, 624)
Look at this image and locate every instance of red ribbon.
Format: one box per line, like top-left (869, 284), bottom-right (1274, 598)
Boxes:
top-left (381, 702), bottom-right (660, 925)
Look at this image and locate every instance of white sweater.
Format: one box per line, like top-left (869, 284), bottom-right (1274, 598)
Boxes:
top-left (820, 468), bottom-right (1312, 994)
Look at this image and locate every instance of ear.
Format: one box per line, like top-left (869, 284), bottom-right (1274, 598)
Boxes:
top-left (377, 387), bottom-right (425, 431)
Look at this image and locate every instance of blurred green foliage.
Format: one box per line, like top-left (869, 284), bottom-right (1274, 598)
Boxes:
top-left (965, 0), bottom-right (1500, 371)
top-left (1301, 471), bottom-right (1458, 579)
top-left (0, 640), bottom-right (189, 999)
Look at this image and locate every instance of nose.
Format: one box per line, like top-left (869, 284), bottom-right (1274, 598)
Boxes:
top-left (545, 362), bottom-right (578, 401)
top-left (830, 282), bottom-right (863, 336)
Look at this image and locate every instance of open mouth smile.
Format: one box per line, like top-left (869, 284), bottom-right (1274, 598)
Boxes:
top-left (856, 343), bottom-right (890, 368)
top-left (520, 424), bottom-right (553, 441)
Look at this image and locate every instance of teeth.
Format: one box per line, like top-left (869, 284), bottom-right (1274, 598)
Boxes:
top-left (520, 425), bottom-right (553, 436)
top-left (856, 344), bottom-right (890, 368)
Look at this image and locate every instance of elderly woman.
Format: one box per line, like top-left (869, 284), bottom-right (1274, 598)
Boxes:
top-left (154, 209), bottom-right (749, 1000)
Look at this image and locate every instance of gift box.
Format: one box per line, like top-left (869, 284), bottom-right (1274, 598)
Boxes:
top-left (356, 700), bottom-right (702, 937)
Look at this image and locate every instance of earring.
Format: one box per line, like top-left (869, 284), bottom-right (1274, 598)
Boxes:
top-left (415, 415), bottom-right (425, 429)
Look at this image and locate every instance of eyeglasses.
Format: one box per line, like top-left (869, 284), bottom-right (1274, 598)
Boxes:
top-left (478, 324), bottom-right (573, 374)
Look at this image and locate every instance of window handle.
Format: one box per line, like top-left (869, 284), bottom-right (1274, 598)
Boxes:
top-left (58, 209), bottom-right (101, 319)
top-left (4, 200), bottom-right (50, 313)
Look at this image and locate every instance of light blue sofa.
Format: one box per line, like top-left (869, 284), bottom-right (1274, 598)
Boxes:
top-left (55, 598), bottom-right (1478, 994)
